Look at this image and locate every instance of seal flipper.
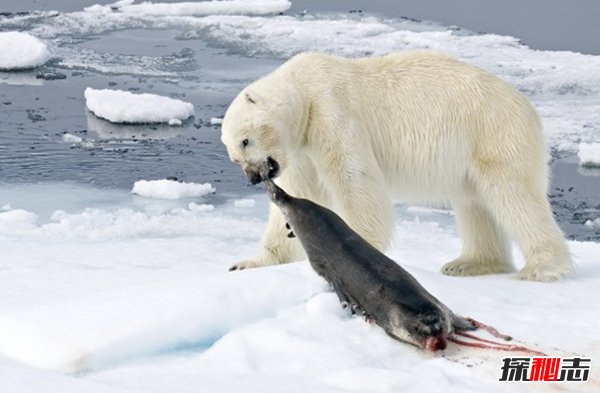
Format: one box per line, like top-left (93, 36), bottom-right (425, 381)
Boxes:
top-left (285, 222), bottom-right (295, 238)
top-left (452, 314), bottom-right (477, 331)
top-left (331, 281), bottom-right (365, 316)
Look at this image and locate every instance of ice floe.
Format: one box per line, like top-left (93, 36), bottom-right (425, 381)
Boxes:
top-left (578, 143), bottom-right (600, 167)
top-left (0, 32), bottom-right (51, 70)
top-left (132, 179), bottom-right (215, 200)
top-left (84, 88), bottom-right (195, 124)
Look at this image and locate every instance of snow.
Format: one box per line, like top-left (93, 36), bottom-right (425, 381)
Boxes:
top-left (132, 179), bottom-right (215, 200)
top-left (84, 0), bottom-right (291, 16)
top-left (84, 88), bottom-right (195, 124)
top-left (578, 143), bottom-right (600, 167)
top-left (0, 32), bottom-right (51, 70)
top-left (0, 209), bottom-right (38, 231)
top-left (0, 183), bottom-right (599, 392)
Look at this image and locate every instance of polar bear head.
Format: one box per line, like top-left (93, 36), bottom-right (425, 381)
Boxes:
top-left (221, 76), bottom-right (307, 184)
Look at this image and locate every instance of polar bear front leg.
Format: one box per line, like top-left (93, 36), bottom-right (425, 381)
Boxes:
top-left (320, 148), bottom-right (394, 253)
top-left (229, 201), bottom-right (306, 271)
top-left (334, 174), bottom-right (393, 252)
top-left (229, 161), bottom-right (325, 271)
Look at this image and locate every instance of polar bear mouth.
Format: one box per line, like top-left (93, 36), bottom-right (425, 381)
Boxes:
top-left (247, 156), bottom-right (280, 184)
top-left (266, 156), bottom-right (280, 180)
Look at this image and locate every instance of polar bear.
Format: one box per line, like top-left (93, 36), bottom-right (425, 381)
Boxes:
top-left (221, 51), bottom-right (573, 282)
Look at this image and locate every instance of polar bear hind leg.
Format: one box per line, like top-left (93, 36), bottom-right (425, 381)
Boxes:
top-left (442, 203), bottom-right (514, 276)
top-left (470, 167), bottom-right (573, 282)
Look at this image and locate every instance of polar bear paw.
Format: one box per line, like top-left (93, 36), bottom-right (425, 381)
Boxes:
top-left (229, 259), bottom-right (266, 271)
top-left (441, 258), bottom-right (513, 277)
top-left (516, 263), bottom-right (574, 282)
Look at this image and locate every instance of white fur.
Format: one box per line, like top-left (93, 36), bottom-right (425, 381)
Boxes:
top-left (221, 51), bottom-right (574, 281)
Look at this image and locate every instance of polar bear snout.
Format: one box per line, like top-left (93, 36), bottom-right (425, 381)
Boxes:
top-left (243, 165), bottom-right (263, 185)
top-left (243, 156), bottom-right (280, 184)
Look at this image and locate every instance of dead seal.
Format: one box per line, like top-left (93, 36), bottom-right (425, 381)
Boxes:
top-left (262, 175), bottom-right (544, 354)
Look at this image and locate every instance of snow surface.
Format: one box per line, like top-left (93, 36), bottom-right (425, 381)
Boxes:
top-left (578, 143), bottom-right (600, 167)
top-left (84, 0), bottom-right (291, 16)
top-left (0, 32), bottom-right (51, 70)
top-left (132, 179), bottom-right (215, 200)
top-left (84, 88), bottom-right (195, 124)
top-left (0, 183), bottom-right (599, 392)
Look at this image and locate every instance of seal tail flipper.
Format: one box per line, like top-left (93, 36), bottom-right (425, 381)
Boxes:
top-left (449, 332), bottom-right (546, 356)
top-left (462, 317), bottom-right (512, 340)
top-left (451, 314), bottom-right (477, 331)
top-left (450, 316), bottom-right (545, 356)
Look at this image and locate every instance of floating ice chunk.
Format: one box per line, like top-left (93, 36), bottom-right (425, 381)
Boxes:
top-left (578, 143), bottom-right (600, 167)
top-left (0, 32), bottom-right (51, 71)
top-left (210, 117), bottom-right (223, 125)
top-left (585, 218), bottom-right (600, 229)
top-left (84, 0), bottom-right (135, 13)
top-left (0, 72), bottom-right (44, 86)
top-left (168, 118), bottom-right (182, 126)
top-left (85, 0), bottom-right (291, 16)
top-left (62, 133), bottom-right (94, 149)
top-left (84, 88), bottom-right (194, 124)
top-left (189, 202), bottom-right (215, 212)
top-left (132, 179), bottom-right (215, 200)
top-left (234, 198), bottom-right (256, 208)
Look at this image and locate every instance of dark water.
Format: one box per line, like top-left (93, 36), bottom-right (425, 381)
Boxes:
top-left (0, 27), bottom-right (282, 195)
top-left (549, 161), bottom-right (600, 241)
top-left (1, 1), bottom-right (599, 241)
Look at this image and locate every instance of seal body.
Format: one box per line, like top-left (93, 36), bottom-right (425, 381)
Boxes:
top-left (264, 179), bottom-right (474, 351)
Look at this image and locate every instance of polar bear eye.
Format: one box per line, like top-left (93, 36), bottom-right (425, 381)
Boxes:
top-left (242, 139), bottom-right (249, 148)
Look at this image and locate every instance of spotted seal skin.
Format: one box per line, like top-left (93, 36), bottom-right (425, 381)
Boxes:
top-left (263, 176), bottom-right (475, 351)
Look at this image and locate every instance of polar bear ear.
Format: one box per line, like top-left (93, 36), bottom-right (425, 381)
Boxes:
top-left (244, 91), bottom-right (258, 105)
